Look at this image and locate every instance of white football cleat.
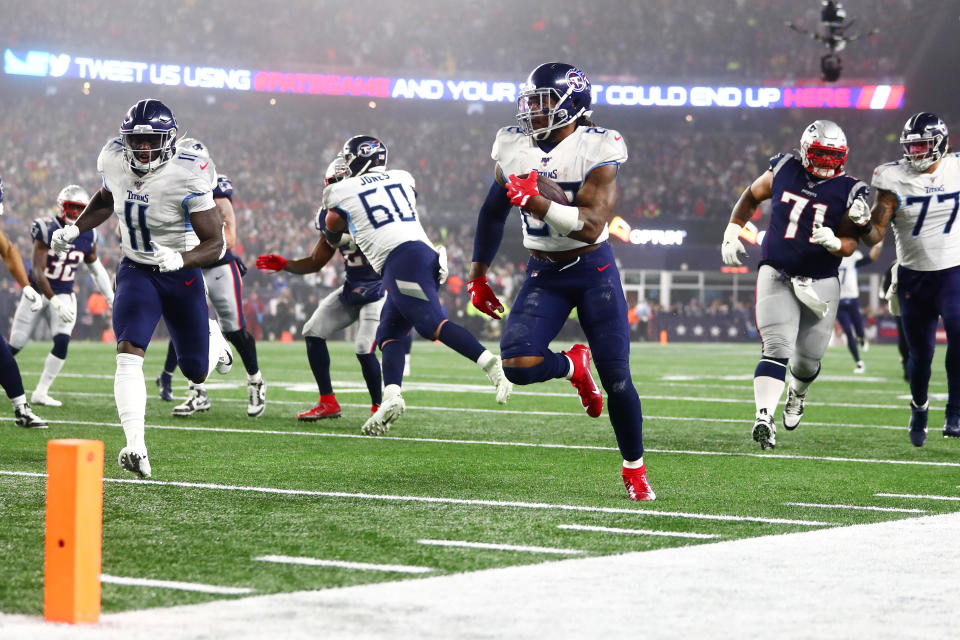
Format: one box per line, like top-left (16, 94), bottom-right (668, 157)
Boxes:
top-left (361, 385), bottom-right (405, 435)
top-left (216, 346), bottom-right (233, 375)
top-left (480, 354), bottom-right (512, 404)
top-left (247, 379), bottom-right (266, 417)
top-left (782, 387), bottom-right (806, 431)
top-left (30, 391), bottom-right (63, 407)
top-left (118, 447), bottom-right (151, 479)
top-left (14, 402), bottom-right (48, 429)
top-left (752, 409), bottom-right (776, 450)
top-left (853, 360), bottom-right (866, 374)
top-left (172, 386), bottom-right (211, 416)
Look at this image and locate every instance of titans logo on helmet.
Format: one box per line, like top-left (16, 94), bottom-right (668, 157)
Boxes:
top-left (565, 68), bottom-right (588, 92)
top-left (358, 141), bottom-right (382, 157)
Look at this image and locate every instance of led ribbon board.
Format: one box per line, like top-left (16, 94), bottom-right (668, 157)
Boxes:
top-left (3, 49), bottom-right (905, 110)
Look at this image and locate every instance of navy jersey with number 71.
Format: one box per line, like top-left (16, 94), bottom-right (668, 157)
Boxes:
top-left (760, 153), bottom-right (868, 279)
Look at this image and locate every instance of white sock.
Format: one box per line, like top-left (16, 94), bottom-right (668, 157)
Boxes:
top-left (35, 353), bottom-right (66, 396)
top-left (189, 381), bottom-right (207, 392)
top-left (115, 353), bottom-right (147, 453)
top-left (11, 394), bottom-right (26, 410)
top-left (754, 375), bottom-right (786, 416)
top-left (623, 457), bottom-right (644, 469)
top-left (790, 375), bottom-right (813, 397)
top-left (476, 349), bottom-right (495, 369)
top-left (563, 355), bottom-right (574, 379)
top-left (248, 370), bottom-right (262, 384)
top-left (207, 319), bottom-right (229, 376)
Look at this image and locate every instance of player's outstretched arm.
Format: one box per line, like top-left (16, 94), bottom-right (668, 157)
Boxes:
top-left (858, 189), bottom-right (898, 247)
top-left (216, 196), bottom-right (237, 250)
top-left (181, 207), bottom-right (225, 269)
top-left (84, 244), bottom-right (114, 307)
top-left (721, 171), bottom-right (772, 266)
top-left (257, 238), bottom-right (335, 275)
top-left (0, 228), bottom-right (30, 288)
top-left (31, 239), bottom-right (55, 298)
top-left (74, 188), bottom-right (115, 234)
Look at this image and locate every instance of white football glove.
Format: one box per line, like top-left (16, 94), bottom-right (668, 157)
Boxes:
top-left (848, 196), bottom-right (871, 226)
top-left (49, 295), bottom-right (76, 324)
top-left (811, 224), bottom-right (842, 252)
top-left (150, 241), bottom-right (184, 272)
top-left (50, 224), bottom-right (79, 256)
top-left (435, 244), bottom-right (449, 285)
top-left (721, 222), bottom-right (747, 266)
top-left (21, 285), bottom-right (44, 312)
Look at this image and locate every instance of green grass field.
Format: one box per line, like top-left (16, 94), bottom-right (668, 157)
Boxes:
top-left (2, 339), bottom-right (958, 616)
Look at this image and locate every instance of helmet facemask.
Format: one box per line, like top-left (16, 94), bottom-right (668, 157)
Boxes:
top-left (517, 87), bottom-right (581, 141)
top-left (901, 135), bottom-right (945, 172)
top-left (122, 128), bottom-right (177, 173)
top-left (801, 140), bottom-right (848, 178)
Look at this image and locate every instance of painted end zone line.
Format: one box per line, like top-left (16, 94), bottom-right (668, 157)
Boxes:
top-left (0, 470), bottom-right (833, 527)
top-left (876, 493), bottom-right (960, 502)
top-left (100, 574), bottom-right (253, 595)
top-left (557, 524), bottom-right (720, 539)
top-left (418, 539), bottom-right (584, 555)
top-left (254, 555), bottom-right (432, 574)
top-left (784, 502), bottom-right (928, 514)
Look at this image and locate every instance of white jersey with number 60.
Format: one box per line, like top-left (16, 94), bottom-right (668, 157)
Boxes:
top-left (322, 168), bottom-right (431, 274)
top-left (98, 137), bottom-right (217, 266)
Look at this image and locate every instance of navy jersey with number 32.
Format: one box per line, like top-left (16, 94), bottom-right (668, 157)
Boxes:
top-left (761, 153), bottom-right (868, 279)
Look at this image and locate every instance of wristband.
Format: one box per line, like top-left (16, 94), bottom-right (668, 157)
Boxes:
top-left (856, 222), bottom-right (873, 237)
top-left (543, 201), bottom-right (584, 236)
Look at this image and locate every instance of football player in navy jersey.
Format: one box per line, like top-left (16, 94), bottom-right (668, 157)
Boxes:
top-left (157, 171), bottom-right (266, 418)
top-left (467, 62), bottom-right (654, 501)
top-left (9, 185), bottom-right (115, 407)
top-left (257, 158), bottom-right (387, 421)
top-left (858, 112), bottom-right (960, 445)
top-left (0, 177), bottom-right (48, 428)
top-left (722, 120), bottom-right (869, 449)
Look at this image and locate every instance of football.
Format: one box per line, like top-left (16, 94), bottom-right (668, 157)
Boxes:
top-left (518, 173), bottom-right (570, 205)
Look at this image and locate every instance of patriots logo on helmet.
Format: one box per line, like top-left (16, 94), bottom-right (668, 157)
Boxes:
top-left (565, 68), bottom-right (588, 92)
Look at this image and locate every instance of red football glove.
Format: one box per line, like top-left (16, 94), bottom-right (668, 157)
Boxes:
top-left (506, 171), bottom-right (540, 208)
top-left (467, 276), bottom-right (504, 320)
top-left (256, 254), bottom-right (288, 272)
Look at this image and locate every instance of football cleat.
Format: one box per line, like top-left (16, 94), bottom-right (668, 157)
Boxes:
top-left (215, 346), bottom-right (233, 375)
top-left (753, 409), bottom-right (776, 450)
top-left (30, 391), bottom-right (63, 407)
top-left (853, 360), bottom-right (866, 374)
top-left (859, 337), bottom-right (869, 352)
top-left (480, 355), bottom-right (512, 404)
top-left (361, 385), bottom-right (404, 435)
top-left (247, 379), bottom-right (266, 417)
top-left (566, 344), bottom-right (603, 418)
top-left (172, 386), bottom-right (211, 416)
top-left (782, 387), bottom-right (806, 431)
top-left (14, 403), bottom-right (48, 429)
top-left (118, 447), bottom-right (151, 479)
top-left (156, 372), bottom-right (174, 401)
top-left (908, 401), bottom-right (928, 447)
top-left (622, 464), bottom-right (656, 501)
top-left (944, 407), bottom-right (960, 438)
top-left (297, 395), bottom-right (341, 421)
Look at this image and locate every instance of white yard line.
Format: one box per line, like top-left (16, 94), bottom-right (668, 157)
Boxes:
top-left (557, 524), bottom-right (721, 539)
top-left (417, 539), bottom-right (585, 555)
top-left (99, 574), bottom-right (253, 595)
top-left (783, 502), bottom-right (927, 514)
top-left (254, 555), bottom-right (433, 574)
top-left (0, 470), bottom-right (832, 526)
top-left (875, 493), bottom-right (960, 502)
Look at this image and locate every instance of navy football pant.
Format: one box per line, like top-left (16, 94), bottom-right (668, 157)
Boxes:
top-left (897, 264), bottom-right (960, 411)
top-left (836, 298), bottom-right (864, 362)
top-left (113, 258), bottom-right (210, 382)
top-left (501, 243), bottom-right (644, 461)
top-left (0, 333), bottom-right (25, 399)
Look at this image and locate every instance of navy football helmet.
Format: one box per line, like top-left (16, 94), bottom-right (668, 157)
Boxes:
top-left (120, 99), bottom-right (178, 173)
top-left (517, 62), bottom-right (592, 140)
top-left (339, 135), bottom-right (387, 178)
top-left (901, 112), bottom-right (949, 172)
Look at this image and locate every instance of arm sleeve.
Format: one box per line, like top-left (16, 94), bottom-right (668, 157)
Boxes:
top-left (87, 257), bottom-right (114, 306)
top-left (472, 179), bottom-right (513, 265)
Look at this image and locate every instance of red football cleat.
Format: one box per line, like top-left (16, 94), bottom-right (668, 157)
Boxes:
top-left (622, 464), bottom-right (656, 501)
top-left (371, 404), bottom-right (380, 416)
top-left (297, 394), bottom-right (342, 421)
top-left (566, 344), bottom-right (603, 418)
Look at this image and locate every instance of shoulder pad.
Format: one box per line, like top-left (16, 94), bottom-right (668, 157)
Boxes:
top-left (315, 207), bottom-right (327, 232)
top-left (769, 153), bottom-right (793, 176)
top-left (214, 174), bottom-right (234, 200)
top-left (31, 219), bottom-right (47, 244)
top-left (585, 127), bottom-right (627, 166)
top-left (176, 138), bottom-right (212, 161)
top-left (492, 126), bottom-right (527, 163)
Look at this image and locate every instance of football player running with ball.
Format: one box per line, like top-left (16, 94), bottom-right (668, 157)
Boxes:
top-left (467, 62), bottom-right (655, 501)
top-left (721, 120), bottom-right (869, 450)
top-left (322, 135), bottom-right (512, 436)
top-left (51, 99), bottom-right (233, 478)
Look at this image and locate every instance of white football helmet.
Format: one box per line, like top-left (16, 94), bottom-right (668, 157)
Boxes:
top-left (799, 120), bottom-right (848, 179)
top-left (324, 157), bottom-right (348, 186)
top-left (55, 184), bottom-right (90, 224)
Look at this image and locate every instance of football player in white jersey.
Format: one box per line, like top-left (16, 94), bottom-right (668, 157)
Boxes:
top-left (323, 135), bottom-right (511, 435)
top-left (467, 62), bottom-right (654, 501)
top-left (51, 99), bottom-right (233, 478)
top-left (9, 184), bottom-right (115, 406)
top-left (0, 177), bottom-right (48, 428)
top-left (836, 243), bottom-right (883, 373)
top-left (858, 112), bottom-right (960, 445)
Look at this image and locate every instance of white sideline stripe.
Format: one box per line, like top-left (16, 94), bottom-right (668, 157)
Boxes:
top-left (0, 470), bottom-right (832, 526)
top-left (557, 524), bottom-right (721, 539)
top-left (254, 555), bottom-right (433, 574)
top-left (876, 493), bottom-right (960, 502)
top-left (418, 539), bottom-right (585, 555)
top-left (783, 502), bottom-right (928, 514)
top-left (5, 417), bottom-right (959, 469)
top-left (100, 574), bottom-right (253, 595)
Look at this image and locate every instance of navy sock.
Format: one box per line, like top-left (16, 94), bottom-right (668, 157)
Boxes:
top-left (225, 329), bottom-right (260, 375)
top-left (305, 337), bottom-right (333, 395)
top-left (0, 336), bottom-right (25, 399)
top-left (503, 351), bottom-right (569, 385)
top-left (356, 352), bottom-right (383, 405)
top-left (164, 341), bottom-right (178, 374)
top-left (437, 321), bottom-right (485, 362)
top-left (381, 339), bottom-right (406, 387)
